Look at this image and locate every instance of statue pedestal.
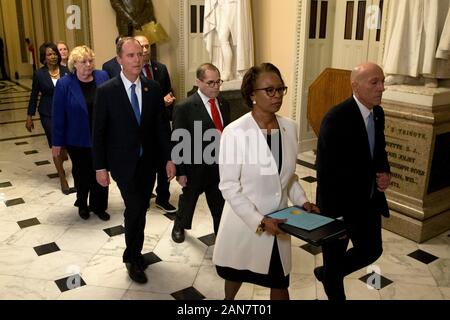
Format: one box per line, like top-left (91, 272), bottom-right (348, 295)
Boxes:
top-left (381, 85), bottom-right (450, 242)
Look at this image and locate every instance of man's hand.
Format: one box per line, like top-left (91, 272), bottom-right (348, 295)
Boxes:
top-left (303, 201), bottom-right (320, 213)
top-left (376, 172), bottom-right (390, 192)
top-left (25, 116), bottom-right (34, 132)
top-left (96, 170), bottom-right (110, 187)
top-left (166, 161), bottom-right (176, 181)
top-left (176, 175), bottom-right (187, 188)
top-left (163, 92), bottom-right (176, 107)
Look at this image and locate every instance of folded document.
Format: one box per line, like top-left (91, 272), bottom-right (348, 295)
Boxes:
top-left (267, 206), bottom-right (334, 231)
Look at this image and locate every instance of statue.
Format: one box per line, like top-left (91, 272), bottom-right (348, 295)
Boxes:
top-left (203, 0), bottom-right (254, 82)
top-left (437, 9), bottom-right (450, 61)
top-left (110, 0), bottom-right (156, 36)
top-left (383, 0), bottom-right (450, 88)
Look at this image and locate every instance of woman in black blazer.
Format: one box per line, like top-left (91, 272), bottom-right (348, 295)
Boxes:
top-left (26, 42), bottom-right (73, 194)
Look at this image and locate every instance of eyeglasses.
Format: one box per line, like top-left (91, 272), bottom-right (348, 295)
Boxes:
top-left (200, 79), bottom-right (224, 88)
top-left (254, 86), bottom-right (288, 97)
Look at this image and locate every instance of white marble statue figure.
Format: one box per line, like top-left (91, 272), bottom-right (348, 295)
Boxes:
top-left (383, 0), bottom-right (450, 88)
top-left (203, 0), bottom-right (254, 82)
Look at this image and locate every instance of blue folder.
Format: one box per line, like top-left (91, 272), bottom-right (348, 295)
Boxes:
top-left (266, 206), bottom-right (347, 246)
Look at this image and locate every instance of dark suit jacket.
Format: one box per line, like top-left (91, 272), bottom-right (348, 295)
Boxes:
top-left (27, 65), bottom-right (70, 117)
top-left (92, 75), bottom-right (172, 184)
top-left (52, 70), bottom-right (109, 148)
top-left (143, 60), bottom-right (174, 120)
top-left (145, 61), bottom-right (172, 95)
top-left (172, 92), bottom-right (230, 186)
top-left (316, 97), bottom-right (390, 230)
top-left (102, 57), bottom-right (121, 79)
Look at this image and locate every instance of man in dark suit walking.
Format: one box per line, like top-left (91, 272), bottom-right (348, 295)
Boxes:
top-left (102, 36), bottom-right (122, 79)
top-left (171, 63), bottom-right (230, 243)
top-left (315, 62), bottom-right (391, 300)
top-left (93, 37), bottom-right (175, 284)
top-left (134, 35), bottom-right (177, 213)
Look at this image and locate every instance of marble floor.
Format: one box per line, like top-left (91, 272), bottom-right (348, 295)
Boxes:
top-left (0, 79), bottom-right (449, 300)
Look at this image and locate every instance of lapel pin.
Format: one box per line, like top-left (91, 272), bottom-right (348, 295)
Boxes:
top-left (144, 87), bottom-right (149, 92)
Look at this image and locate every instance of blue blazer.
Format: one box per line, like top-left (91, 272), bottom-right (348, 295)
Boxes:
top-left (27, 65), bottom-right (70, 117)
top-left (52, 70), bottom-right (109, 148)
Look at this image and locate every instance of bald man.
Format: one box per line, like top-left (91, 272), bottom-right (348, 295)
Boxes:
top-left (314, 62), bottom-right (391, 300)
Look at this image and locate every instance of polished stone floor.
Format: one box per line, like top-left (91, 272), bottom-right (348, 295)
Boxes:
top-left (0, 79), bottom-right (449, 300)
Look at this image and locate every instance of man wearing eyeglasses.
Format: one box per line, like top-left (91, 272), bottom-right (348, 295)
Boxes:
top-left (171, 63), bottom-right (231, 243)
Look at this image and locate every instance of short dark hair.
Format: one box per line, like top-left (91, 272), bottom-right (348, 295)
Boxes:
top-left (241, 63), bottom-right (284, 108)
top-left (116, 37), bottom-right (141, 56)
top-left (115, 35), bottom-right (123, 45)
top-left (196, 63), bottom-right (220, 80)
top-left (38, 42), bottom-right (62, 66)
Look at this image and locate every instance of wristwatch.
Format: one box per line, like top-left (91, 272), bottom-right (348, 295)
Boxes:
top-left (256, 219), bottom-right (265, 235)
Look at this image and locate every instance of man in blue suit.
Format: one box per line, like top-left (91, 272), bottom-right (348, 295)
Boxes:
top-left (315, 62), bottom-right (391, 300)
top-left (93, 37), bottom-right (175, 284)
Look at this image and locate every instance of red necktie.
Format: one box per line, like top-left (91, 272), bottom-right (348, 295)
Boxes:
top-left (144, 64), bottom-right (152, 80)
top-left (208, 98), bottom-right (223, 132)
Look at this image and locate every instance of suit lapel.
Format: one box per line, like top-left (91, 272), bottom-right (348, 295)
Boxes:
top-left (115, 76), bottom-right (140, 127)
top-left (350, 98), bottom-right (373, 160)
top-left (193, 93), bottom-right (216, 129)
top-left (41, 67), bottom-right (54, 90)
top-left (151, 61), bottom-right (159, 82)
top-left (277, 115), bottom-right (287, 178)
top-left (217, 97), bottom-right (230, 127)
top-left (140, 76), bottom-right (151, 123)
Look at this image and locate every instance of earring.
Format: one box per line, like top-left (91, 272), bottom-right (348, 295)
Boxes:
top-left (252, 100), bottom-right (256, 105)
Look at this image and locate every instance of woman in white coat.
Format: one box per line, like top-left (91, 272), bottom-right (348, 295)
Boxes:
top-left (213, 63), bottom-right (319, 300)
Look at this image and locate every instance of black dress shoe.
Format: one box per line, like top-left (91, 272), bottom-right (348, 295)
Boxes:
top-left (314, 266), bottom-right (324, 282)
top-left (138, 256), bottom-right (151, 270)
top-left (94, 211), bottom-right (110, 221)
top-left (78, 207), bottom-right (90, 220)
top-left (62, 187), bottom-right (77, 195)
top-left (126, 263), bottom-right (147, 284)
top-left (171, 224), bottom-right (185, 243)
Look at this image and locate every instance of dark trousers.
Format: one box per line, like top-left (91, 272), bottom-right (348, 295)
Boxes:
top-left (117, 158), bottom-right (156, 264)
top-left (175, 180), bottom-right (224, 235)
top-left (40, 115), bottom-right (52, 148)
top-left (155, 164), bottom-right (170, 203)
top-left (67, 146), bottom-right (108, 212)
top-left (321, 204), bottom-right (383, 301)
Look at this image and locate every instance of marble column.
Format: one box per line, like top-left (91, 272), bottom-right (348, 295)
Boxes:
top-left (381, 85), bottom-right (450, 242)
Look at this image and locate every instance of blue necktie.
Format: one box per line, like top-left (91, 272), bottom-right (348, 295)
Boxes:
top-left (130, 84), bottom-right (140, 125)
top-left (367, 112), bottom-right (375, 158)
top-left (130, 84), bottom-right (143, 156)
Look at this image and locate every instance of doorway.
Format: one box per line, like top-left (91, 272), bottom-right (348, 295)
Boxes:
top-left (293, 0), bottom-right (386, 152)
